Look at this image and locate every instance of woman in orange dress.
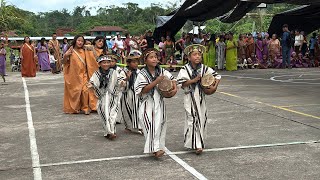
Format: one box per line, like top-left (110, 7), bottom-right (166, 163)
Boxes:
top-left (85, 36), bottom-right (106, 112)
top-left (20, 36), bottom-right (37, 77)
top-left (268, 34), bottom-right (281, 61)
top-left (245, 33), bottom-right (255, 59)
top-left (238, 34), bottom-right (247, 63)
top-left (62, 35), bottom-right (90, 115)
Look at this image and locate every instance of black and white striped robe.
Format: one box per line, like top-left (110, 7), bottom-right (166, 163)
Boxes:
top-left (115, 66), bottom-right (126, 123)
top-left (120, 67), bottom-right (140, 130)
top-left (90, 69), bottom-right (118, 136)
top-left (177, 63), bottom-right (221, 150)
top-left (134, 67), bottom-right (174, 153)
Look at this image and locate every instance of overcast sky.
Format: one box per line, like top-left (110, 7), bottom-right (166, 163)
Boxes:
top-left (6, 0), bottom-right (176, 14)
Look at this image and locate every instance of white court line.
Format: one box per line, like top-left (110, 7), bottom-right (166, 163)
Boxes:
top-left (270, 74), bottom-right (320, 85)
top-left (40, 140), bottom-right (319, 168)
top-left (22, 77), bottom-right (42, 180)
top-left (223, 74), bottom-right (320, 85)
top-left (165, 147), bottom-right (208, 180)
top-left (40, 154), bottom-right (150, 167)
top-left (177, 141), bottom-right (320, 154)
top-left (27, 82), bottom-right (63, 86)
top-left (222, 74), bottom-right (268, 81)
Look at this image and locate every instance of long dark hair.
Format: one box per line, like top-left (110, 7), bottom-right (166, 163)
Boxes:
top-left (210, 34), bottom-right (216, 42)
top-left (208, 34), bottom-right (216, 48)
top-left (71, 35), bottom-right (85, 48)
top-left (40, 38), bottom-right (46, 46)
top-left (257, 33), bottom-right (263, 40)
top-left (63, 37), bottom-right (68, 44)
top-left (23, 36), bottom-right (31, 45)
top-left (93, 36), bottom-right (106, 55)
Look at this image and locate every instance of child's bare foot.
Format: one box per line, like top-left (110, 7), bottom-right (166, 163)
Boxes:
top-left (195, 148), bottom-right (203, 155)
top-left (109, 133), bottom-right (117, 140)
top-left (105, 134), bottom-right (110, 139)
top-left (155, 150), bottom-right (165, 158)
top-left (105, 134), bottom-right (116, 140)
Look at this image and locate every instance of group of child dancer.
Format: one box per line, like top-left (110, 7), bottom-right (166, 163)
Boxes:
top-left (86, 44), bottom-right (221, 158)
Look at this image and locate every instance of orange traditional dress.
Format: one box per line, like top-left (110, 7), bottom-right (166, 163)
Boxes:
top-left (245, 38), bottom-right (255, 59)
top-left (21, 43), bottom-right (37, 77)
top-left (48, 39), bottom-right (61, 72)
top-left (85, 45), bottom-right (104, 111)
top-left (63, 48), bottom-right (89, 114)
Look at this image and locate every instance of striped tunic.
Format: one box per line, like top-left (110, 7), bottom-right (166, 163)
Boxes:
top-left (120, 67), bottom-right (140, 130)
top-left (114, 66), bottom-right (126, 123)
top-left (90, 69), bottom-right (118, 136)
top-left (177, 63), bottom-right (221, 150)
top-left (134, 67), bottom-right (174, 153)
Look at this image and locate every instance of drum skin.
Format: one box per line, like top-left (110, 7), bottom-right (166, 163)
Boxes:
top-left (158, 77), bottom-right (174, 98)
top-left (201, 74), bottom-right (215, 88)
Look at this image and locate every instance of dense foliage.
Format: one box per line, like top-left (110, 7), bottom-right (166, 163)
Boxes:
top-left (0, 0), bottom-right (299, 37)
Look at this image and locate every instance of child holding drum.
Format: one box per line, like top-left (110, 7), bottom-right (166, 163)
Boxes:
top-left (177, 44), bottom-right (221, 155)
top-left (134, 48), bottom-right (177, 158)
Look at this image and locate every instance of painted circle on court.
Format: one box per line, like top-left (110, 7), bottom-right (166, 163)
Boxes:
top-left (270, 74), bottom-right (320, 85)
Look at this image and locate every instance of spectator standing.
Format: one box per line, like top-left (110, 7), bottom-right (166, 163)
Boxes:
top-left (281, 24), bottom-right (292, 69)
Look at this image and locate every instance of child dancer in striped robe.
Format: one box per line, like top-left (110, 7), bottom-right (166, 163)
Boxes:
top-left (134, 48), bottom-right (177, 158)
top-left (110, 55), bottom-right (125, 124)
top-left (177, 44), bottom-right (221, 155)
top-left (119, 54), bottom-right (142, 133)
top-left (88, 55), bottom-right (119, 140)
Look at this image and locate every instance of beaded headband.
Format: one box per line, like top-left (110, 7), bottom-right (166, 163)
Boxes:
top-left (184, 44), bottom-right (206, 56)
top-left (97, 55), bottom-right (112, 63)
top-left (143, 48), bottom-right (159, 61)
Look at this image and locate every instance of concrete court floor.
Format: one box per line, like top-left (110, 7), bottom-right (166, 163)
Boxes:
top-left (0, 68), bottom-right (320, 180)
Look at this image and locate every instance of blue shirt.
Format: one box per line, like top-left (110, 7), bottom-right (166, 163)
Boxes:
top-left (106, 40), bottom-right (114, 49)
top-left (281, 31), bottom-right (290, 48)
top-left (310, 37), bottom-right (316, 50)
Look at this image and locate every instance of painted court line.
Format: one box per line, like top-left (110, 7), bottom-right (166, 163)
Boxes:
top-left (218, 91), bottom-right (320, 120)
top-left (165, 147), bottom-right (208, 180)
top-left (172, 141), bottom-right (320, 155)
top-left (270, 74), bottom-right (320, 85)
top-left (222, 74), bottom-right (320, 85)
top-left (273, 106), bottom-right (320, 120)
top-left (204, 141), bottom-right (319, 153)
top-left (27, 82), bottom-right (64, 86)
top-left (22, 77), bottom-right (42, 180)
top-left (40, 154), bottom-right (150, 167)
top-left (40, 141), bottom-right (319, 169)
top-left (222, 75), bottom-right (268, 81)
top-left (279, 104), bottom-right (320, 108)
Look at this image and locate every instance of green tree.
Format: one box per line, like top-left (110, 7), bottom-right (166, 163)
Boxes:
top-left (0, 0), bottom-right (26, 32)
top-left (0, 1), bottom-right (305, 38)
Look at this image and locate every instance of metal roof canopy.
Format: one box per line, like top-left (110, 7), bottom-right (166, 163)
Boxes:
top-left (154, 0), bottom-right (320, 41)
top-left (268, 5), bottom-right (320, 36)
